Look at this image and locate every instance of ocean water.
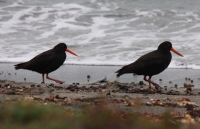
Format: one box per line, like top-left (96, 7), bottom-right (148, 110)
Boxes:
top-left (0, 0), bottom-right (200, 68)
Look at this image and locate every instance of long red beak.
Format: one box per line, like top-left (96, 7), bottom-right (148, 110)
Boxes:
top-left (66, 48), bottom-right (78, 56)
top-left (170, 48), bottom-right (183, 57)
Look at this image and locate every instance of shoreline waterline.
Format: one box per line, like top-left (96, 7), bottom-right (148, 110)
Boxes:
top-left (0, 63), bottom-right (199, 88)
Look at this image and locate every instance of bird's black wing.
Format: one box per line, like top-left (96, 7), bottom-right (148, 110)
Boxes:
top-left (116, 50), bottom-right (170, 76)
top-left (19, 49), bottom-right (59, 72)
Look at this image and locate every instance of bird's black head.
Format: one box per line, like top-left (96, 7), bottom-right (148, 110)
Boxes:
top-left (53, 43), bottom-right (78, 56)
top-left (54, 43), bottom-right (67, 51)
top-left (158, 41), bottom-right (172, 52)
top-left (158, 41), bottom-right (183, 57)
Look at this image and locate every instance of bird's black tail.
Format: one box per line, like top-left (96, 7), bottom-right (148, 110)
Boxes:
top-left (115, 65), bottom-right (129, 77)
top-left (115, 72), bottom-right (122, 77)
top-left (14, 63), bottom-right (26, 70)
top-left (115, 68), bottom-right (124, 77)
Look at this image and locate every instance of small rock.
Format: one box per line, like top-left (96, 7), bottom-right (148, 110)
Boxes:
top-left (184, 113), bottom-right (192, 121)
top-left (63, 97), bottom-right (72, 103)
top-left (30, 84), bottom-right (35, 88)
top-left (146, 101), bottom-right (152, 106)
top-left (106, 91), bottom-right (111, 96)
top-left (139, 81), bottom-right (144, 85)
top-left (49, 83), bottom-right (54, 87)
top-left (184, 83), bottom-right (193, 88)
top-left (128, 101), bottom-right (134, 107)
top-left (186, 87), bottom-right (192, 94)
top-left (87, 75), bottom-right (91, 82)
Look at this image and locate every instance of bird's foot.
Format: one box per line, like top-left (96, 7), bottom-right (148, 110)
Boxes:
top-left (148, 87), bottom-right (154, 92)
top-left (152, 82), bottom-right (162, 89)
top-left (46, 75), bottom-right (65, 84)
top-left (41, 82), bottom-right (45, 84)
top-left (55, 80), bottom-right (65, 84)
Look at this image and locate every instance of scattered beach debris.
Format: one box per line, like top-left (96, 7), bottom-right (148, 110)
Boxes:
top-left (0, 79), bottom-right (200, 125)
top-left (145, 98), bottom-right (198, 109)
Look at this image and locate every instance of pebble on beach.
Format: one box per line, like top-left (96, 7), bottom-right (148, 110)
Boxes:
top-left (87, 75), bottom-right (91, 82)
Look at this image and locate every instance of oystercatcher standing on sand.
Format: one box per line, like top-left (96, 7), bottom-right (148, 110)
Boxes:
top-left (116, 41), bottom-right (183, 90)
top-left (14, 43), bottom-right (78, 84)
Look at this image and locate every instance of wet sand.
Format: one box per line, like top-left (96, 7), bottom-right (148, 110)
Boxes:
top-left (0, 63), bottom-right (200, 88)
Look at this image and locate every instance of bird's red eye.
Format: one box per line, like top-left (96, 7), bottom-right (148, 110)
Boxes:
top-left (62, 45), bottom-right (65, 48)
top-left (167, 44), bottom-right (171, 47)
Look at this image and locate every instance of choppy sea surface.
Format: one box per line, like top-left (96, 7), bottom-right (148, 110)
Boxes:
top-left (1, 0), bottom-right (200, 69)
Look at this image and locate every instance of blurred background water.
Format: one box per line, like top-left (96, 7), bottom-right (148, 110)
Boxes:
top-left (0, 0), bottom-right (200, 68)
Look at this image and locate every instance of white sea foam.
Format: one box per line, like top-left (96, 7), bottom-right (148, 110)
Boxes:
top-left (0, 0), bottom-right (200, 69)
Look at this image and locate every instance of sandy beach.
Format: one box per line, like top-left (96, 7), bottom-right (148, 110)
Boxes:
top-left (1, 0), bottom-right (200, 128)
top-left (1, 79), bottom-right (200, 114)
top-left (1, 62), bottom-right (200, 122)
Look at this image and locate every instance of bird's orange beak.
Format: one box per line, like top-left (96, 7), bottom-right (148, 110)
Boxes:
top-left (66, 48), bottom-right (78, 56)
top-left (170, 48), bottom-right (183, 57)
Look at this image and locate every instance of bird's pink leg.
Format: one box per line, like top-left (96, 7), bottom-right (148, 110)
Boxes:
top-left (46, 74), bottom-right (64, 84)
top-left (41, 74), bottom-right (45, 84)
top-left (149, 80), bottom-right (161, 88)
top-left (144, 76), bottom-right (161, 90)
top-left (143, 76), bottom-right (153, 91)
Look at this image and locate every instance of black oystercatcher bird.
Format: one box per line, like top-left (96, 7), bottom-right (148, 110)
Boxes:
top-left (116, 41), bottom-right (183, 90)
top-left (14, 43), bottom-right (78, 84)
